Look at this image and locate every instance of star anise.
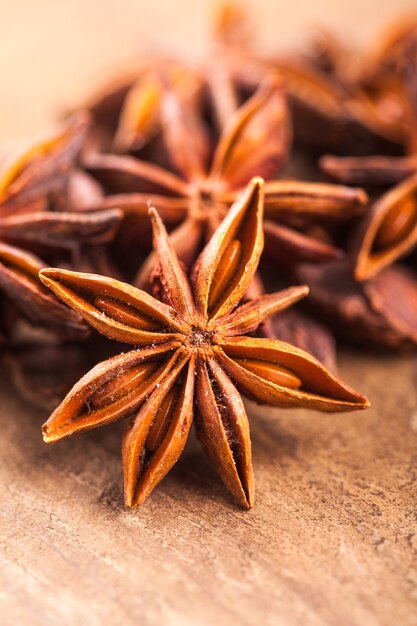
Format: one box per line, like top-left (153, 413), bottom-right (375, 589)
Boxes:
top-left (79, 8), bottom-right (266, 160)
top-left (295, 21), bottom-right (417, 139)
top-left (38, 178), bottom-right (368, 508)
top-left (79, 56), bottom-right (211, 158)
top-left (71, 16), bottom-right (366, 370)
top-left (81, 72), bottom-right (367, 368)
top-left (0, 113), bottom-right (88, 214)
top-left (320, 25), bottom-right (417, 183)
top-left (0, 115), bottom-right (122, 338)
top-left (297, 257), bottom-right (417, 350)
top-left (350, 173), bottom-right (417, 281)
top-left (82, 76), bottom-right (367, 285)
top-left (210, 3), bottom-right (407, 155)
top-left (297, 176), bottom-right (417, 350)
top-left (295, 29), bottom-right (417, 349)
top-left (323, 173), bottom-right (417, 348)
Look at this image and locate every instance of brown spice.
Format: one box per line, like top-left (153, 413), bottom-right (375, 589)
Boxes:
top-left (38, 178), bottom-right (369, 508)
top-left (0, 116), bottom-right (123, 337)
top-left (83, 76), bottom-right (367, 287)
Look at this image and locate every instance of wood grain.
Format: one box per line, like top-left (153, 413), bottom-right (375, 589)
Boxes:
top-left (0, 351), bottom-right (416, 625)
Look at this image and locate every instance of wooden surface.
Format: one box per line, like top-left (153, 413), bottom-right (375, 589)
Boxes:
top-left (1, 1), bottom-right (417, 625)
top-left (1, 352), bottom-right (417, 625)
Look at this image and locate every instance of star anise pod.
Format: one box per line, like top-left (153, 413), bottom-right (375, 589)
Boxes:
top-left (0, 116), bottom-right (123, 338)
top-left (83, 76), bottom-right (367, 284)
top-left (82, 72), bottom-right (366, 368)
top-left (38, 178), bottom-right (368, 508)
top-left (73, 16), bottom-right (364, 368)
top-left (350, 173), bottom-right (417, 281)
top-left (79, 56), bottom-right (211, 158)
top-left (297, 258), bottom-right (417, 350)
top-left (0, 112), bottom-right (90, 215)
top-left (297, 175), bottom-right (417, 349)
top-left (299, 32), bottom-right (417, 348)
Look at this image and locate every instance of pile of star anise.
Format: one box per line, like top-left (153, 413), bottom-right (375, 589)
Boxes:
top-left (1, 5), bottom-right (416, 509)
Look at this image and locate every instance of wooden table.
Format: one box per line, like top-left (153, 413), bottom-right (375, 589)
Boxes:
top-left (1, 353), bottom-right (416, 625)
top-left (1, 2), bottom-right (416, 624)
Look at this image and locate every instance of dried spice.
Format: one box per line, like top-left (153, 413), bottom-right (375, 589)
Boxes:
top-left (297, 260), bottom-right (417, 350)
top-left (206, 4), bottom-right (407, 155)
top-left (298, 165), bottom-right (417, 351)
top-left (320, 28), bottom-right (417, 187)
top-left (351, 174), bottom-right (417, 281)
top-left (82, 57), bottom-right (207, 156)
top-left (38, 179), bottom-right (368, 507)
top-left (323, 175), bottom-right (417, 347)
top-left (0, 117), bottom-right (122, 337)
top-left (83, 77), bottom-right (367, 284)
top-left (7, 3), bottom-right (417, 512)
top-left (299, 22), bottom-right (417, 348)
top-left (0, 113), bottom-right (89, 214)
top-left (81, 72), bottom-right (366, 370)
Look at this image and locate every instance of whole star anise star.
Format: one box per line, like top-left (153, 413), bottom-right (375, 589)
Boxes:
top-left (39, 178), bottom-right (368, 508)
top-left (83, 75), bottom-right (367, 285)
